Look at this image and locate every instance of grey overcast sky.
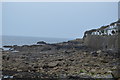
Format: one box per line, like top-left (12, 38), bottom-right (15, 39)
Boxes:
top-left (2, 2), bottom-right (118, 38)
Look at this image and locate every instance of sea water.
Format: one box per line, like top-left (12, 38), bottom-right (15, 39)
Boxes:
top-left (1, 36), bottom-right (71, 48)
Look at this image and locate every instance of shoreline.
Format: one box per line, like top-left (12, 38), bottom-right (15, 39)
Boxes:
top-left (2, 19), bottom-right (120, 79)
top-left (2, 39), bottom-right (120, 79)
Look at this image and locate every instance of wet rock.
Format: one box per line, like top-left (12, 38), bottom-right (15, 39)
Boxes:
top-left (37, 41), bottom-right (47, 45)
top-left (3, 45), bottom-right (13, 48)
top-left (91, 51), bottom-right (98, 56)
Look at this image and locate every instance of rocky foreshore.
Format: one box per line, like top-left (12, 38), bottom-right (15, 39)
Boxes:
top-left (2, 39), bottom-right (120, 80)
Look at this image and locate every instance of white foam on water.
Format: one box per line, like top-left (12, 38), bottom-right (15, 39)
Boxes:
top-left (3, 75), bottom-right (13, 79)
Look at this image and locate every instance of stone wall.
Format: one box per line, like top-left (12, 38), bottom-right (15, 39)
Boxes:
top-left (84, 35), bottom-right (119, 51)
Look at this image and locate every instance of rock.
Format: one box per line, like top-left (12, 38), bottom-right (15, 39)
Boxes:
top-left (33, 65), bottom-right (39, 69)
top-left (91, 51), bottom-right (98, 56)
top-left (91, 69), bottom-right (96, 73)
top-left (67, 75), bottom-right (81, 79)
top-left (69, 58), bottom-right (74, 61)
top-left (12, 50), bottom-right (19, 53)
top-left (59, 74), bottom-right (67, 78)
top-left (112, 69), bottom-right (120, 78)
top-left (100, 59), bottom-right (108, 63)
top-left (17, 69), bottom-right (22, 72)
top-left (97, 50), bottom-right (102, 54)
top-left (47, 61), bottom-right (60, 68)
top-left (0, 48), bottom-right (3, 51)
top-left (67, 74), bottom-right (91, 79)
top-left (118, 78), bottom-right (120, 80)
top-left (37, 41), bottom-right (47, 45)
top-left (107, 71), bottom-right (112, 74)
top-left (105, 74), bottom-right (113, 78)
top-left (13, 72), bottom-right (35, 78)
top-left (41, 47), bottom-right (51, 51)
top-left (2, 55), bottom-right (9, 60)
top-left (80, 73), bottom-right (86, 75)
top-left (84, 63), bottom-right (89, 66)
top-left (57, 58), bottom-right (63, 61)
top-left (3, 45), bottom-right (13, 48)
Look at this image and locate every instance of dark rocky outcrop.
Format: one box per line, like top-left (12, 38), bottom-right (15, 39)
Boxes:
top-left (37, 41), bottom-right (47, 45)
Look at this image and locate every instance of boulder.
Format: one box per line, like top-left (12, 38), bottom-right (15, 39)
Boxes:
top-left (97, 50), bottom-right (102, 54)
top-left (112, 69), bottom-right (120, 79)
top-left (3, 45), bottom-right (13, 48)
top-left (37, 41), bottom-right (47, 45)
top-left (47, 61), bottom-right (60, 68)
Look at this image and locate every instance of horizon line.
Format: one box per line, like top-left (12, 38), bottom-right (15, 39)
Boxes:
top-left (1, 0), bottom-right (119, 2)
top-left (1, 35), bottom-right (77, 39)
